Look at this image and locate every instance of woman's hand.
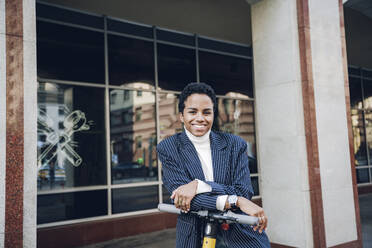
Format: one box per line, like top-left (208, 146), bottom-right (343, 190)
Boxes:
top-left (171, 180), bottom-right (198, 212)
top-left (237, 196), bottom-right (268, 233)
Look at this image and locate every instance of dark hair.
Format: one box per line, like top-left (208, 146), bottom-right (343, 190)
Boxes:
top-left (178, 82), bottom-right (219, 131)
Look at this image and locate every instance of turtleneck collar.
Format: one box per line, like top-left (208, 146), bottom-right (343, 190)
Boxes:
top-left (184, 127), bottom-right (211, 144)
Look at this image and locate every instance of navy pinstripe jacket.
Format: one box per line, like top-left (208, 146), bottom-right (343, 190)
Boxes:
top-left (157, 131), bottom-right (270, 248)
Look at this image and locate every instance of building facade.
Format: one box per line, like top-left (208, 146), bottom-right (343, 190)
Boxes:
top-left (1, 0), bottom-right (371, 247)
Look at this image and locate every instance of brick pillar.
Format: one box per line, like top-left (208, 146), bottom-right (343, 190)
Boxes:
top-left (0, 0), bottom-right (37, 247)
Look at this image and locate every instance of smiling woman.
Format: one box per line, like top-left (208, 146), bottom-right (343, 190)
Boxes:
top-left (180, 94), bottom-right (214, 137)
top-left (157, 82), bottom-right (270, 248)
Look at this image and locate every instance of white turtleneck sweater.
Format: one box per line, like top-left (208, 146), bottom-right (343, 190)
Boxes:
top-left (185, 128), bottom-right (228, 211)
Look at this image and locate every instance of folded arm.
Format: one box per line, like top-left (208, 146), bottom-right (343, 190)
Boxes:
top-left (158, 147), bottom-right (219, 211)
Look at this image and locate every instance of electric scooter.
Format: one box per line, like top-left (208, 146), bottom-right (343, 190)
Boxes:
top-left (158, 203), bottom-right (259, 248)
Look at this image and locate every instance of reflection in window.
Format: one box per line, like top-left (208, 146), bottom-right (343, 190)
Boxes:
top-left (363, 79), bottom-right (372, 110)
top-left (349, 77), bottom-right (363, 110)
top-left (110, 89), bottom-right (157, 184)
top-left (158, 93), bottom-right (182, 141)
top-left (251, 176), bottom-right (259, 196)
top-left (135, 107), bottom-right (142, 121)
top-left (157, 44), bottom-right (196, 91)
top-left (364, 111), bottom-right (372, 165)
top-left (37, 190), bottom-right (107, 224)
top-left (37, 82), bottom-right (107, 191)
top-left (199, 51), bottom-right (253, 97)
top-left (356, 168), bottom-right (370, 184)
top-left (108, 35), bottom-right (154, 88)
top-left (37, 21), bottom-right (104, 84)
top-left (218, 99), bottom-right (256, 155)
top-left (112, 186), bottom-right (159, 213)
top-left (352, 110), bottom-right (368, 166)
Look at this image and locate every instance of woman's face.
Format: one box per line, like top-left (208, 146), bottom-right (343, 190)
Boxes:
top-left (180, 93), bottom-right (214, 137)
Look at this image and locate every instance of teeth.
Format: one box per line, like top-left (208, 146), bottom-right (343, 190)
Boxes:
top-left (194, 125), bottom-right (204, 128)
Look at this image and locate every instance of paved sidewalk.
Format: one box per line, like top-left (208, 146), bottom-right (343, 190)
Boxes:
top-left (80, 193), bottom-right (372, 248)
top-left (79, 228), bottom-right (176, 248)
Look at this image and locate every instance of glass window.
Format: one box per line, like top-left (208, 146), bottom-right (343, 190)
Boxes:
top-left (36, 3), bottom-right (104, 29)
top-left (157, 29), bottom-right (195, 46)
top-left (37, 82), bottom-right (107, 191)
top-left (37, 21), bottom-right (104, 84)
top-left (364, 111), bottom-right (372, 165)
top-left (162, 185), bottom-right (172, 204)
top-left (37, 190), bottom-right (107, 224)
top-left (112, 186), bottom-right (159, 213)
top-left (251, 176), bottom-right (259, 196)
top-left (108, 35), bottom-right (155, 89)
top-left (356, 168), bottom-right (370, 184)
top-left (110, 89), bottom-right (158, 184)
top-left (157, 44), bottom-right (196, 91)
top-left (198, 37), bottom-right (252, 57)
top-left (351, 110), bottom-right (368, 166)
top-left (107, 18), bottom-right (153, 38)
top-left (363, 69), bottom-right (372, 79)
top-left (363, 79), bottom-right (372, 110)
top-left (199, 51), bottom-right (253, 97)
top-left (349, 76), bottom-right (363, 110)
top-left (217, 99), bottom-right (256, 154)
top-left (158, 93), bottom-right (182, 141)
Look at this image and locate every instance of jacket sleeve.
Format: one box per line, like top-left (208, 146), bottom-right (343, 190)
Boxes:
top-left (205, 141), bottom-right (254, 200)
top-left (157, 145), bottom-right (219, 211)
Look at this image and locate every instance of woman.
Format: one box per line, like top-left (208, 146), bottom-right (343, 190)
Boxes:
top-left (157, 83), bottom-right (270, 248)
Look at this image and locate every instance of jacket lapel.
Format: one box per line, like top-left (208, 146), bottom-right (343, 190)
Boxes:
top-left (210, 131), bottom-right (229, 184)
top-left (178, 132), bottom-right (206, 180)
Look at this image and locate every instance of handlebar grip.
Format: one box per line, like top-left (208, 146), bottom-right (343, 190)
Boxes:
top-left (224, 211), bottom-right (259, 225)
top-left (158, 203), bottom-right (181, 215)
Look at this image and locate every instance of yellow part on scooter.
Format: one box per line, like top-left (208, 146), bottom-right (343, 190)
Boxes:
top-left (202, 237), bottom-right (216, 248)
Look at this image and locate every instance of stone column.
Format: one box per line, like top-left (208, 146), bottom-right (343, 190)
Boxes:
top-left (0, 0), bottom-right (37, 247)
top-left (251, 0), bottom-right (361, 247)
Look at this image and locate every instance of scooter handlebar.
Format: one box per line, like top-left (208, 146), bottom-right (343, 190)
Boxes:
top-left (158, 203), bottom-right (181, 214)
top-left (224, 211), bottom-right (259, 225)
top-left (158, 204), bottom-right (259, 226)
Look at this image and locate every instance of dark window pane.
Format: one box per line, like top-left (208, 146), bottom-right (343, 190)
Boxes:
top-left (108, 35), bottom-right (155, 88)
top-left (112, 186), bottom-right (159, 213)
top-left (349, 76), bottom-right (363, 110)
top-left (158, 44), bottom-right (196, 91)
top-left (363, 79), bottom-right (372, 110)
top-left (37, 190), bottom-right (107, 224)
top-left (351, 110), bottom-right (368, 166)
top-left (157, 29), bottom-right (195, 46)
top-left (37, 21), bottom-right (104, 84)
top-left (162, 184), bottom-right (172, 204)
top-left (158, 93), bottom-right (182, 141)
top-left (248, 156), bottom-right (258, 174)
top-left (251, 176), bottom-right (259, 196)
top-left (37, 82), bottom-right (107, 191)
top-left (107, 18), bottom-right (153, 38)
top-left (348, 67), bottom-right (361, 77)
top-left (356, 168), bottom-right (370, 184)
top-left (363, 68), bottom-right (372, 79)
top-left (36, 3), bottom-right (104, 29)
top-left (110, 90), bottom-right (158, 184)
top-left (198, 37), bottom-right (252, 57)
top-left (199, 51), bottom-right (253, 97)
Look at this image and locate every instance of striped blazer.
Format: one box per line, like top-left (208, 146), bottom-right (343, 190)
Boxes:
top-left (157, 131), bottom-right (270, 248)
